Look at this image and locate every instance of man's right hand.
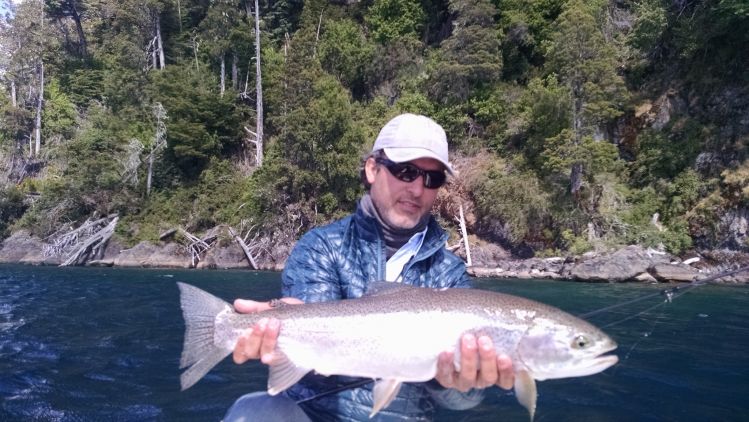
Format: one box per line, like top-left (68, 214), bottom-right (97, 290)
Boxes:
top-left (232, 298), bottom-right (303, 365)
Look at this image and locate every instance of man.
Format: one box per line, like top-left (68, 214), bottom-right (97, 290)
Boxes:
top-left (224, 113), bottom-right (514, 421)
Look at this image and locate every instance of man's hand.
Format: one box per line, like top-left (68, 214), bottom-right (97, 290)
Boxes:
top-left (435, 333), bottom-right (514, 392)
top-left (231, 297), bottom-right (303, 365)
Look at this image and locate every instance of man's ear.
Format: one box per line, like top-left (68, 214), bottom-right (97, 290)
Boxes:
top-left (365, 157), bottom-right (378, 185)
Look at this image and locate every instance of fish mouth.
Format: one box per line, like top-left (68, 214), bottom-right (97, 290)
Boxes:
top-left (539, 353), bottom-right (618, 380)
top-left (533, 341), bottom-right (619, 381)
top-left (571, 341), bottom-right (619, 378)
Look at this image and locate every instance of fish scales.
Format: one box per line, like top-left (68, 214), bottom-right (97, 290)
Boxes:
top-left (177, 282), bottom-right (618, 420)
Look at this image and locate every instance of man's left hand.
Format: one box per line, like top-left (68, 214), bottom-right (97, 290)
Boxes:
top-left (435, 333), bottom-right (514, 392)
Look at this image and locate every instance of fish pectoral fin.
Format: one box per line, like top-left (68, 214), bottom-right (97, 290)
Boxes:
top-left (267, 351), bottom-right (311, 395)
top-left (370, 379), bottom-right (403, 417)
top-left (514, 370), bottom-right (537, 422)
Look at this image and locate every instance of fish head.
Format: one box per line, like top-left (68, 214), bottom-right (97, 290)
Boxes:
top-left (516, 315), bottom-right (618, 381)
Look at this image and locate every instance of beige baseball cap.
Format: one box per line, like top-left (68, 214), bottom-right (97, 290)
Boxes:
top-left (372, 113), bottom-right (454, 174)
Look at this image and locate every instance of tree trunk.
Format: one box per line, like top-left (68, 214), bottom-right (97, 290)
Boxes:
top-left (253, 0), bottom-right (264, 167)
top-left (151, 37), bottom-right (158, 70)
top-left (220, 53), bottom-right (226, 97)
top-left (10, 80), bottom-right (16, 107)
top-left (34, 61), bottom-right (44, 157)
top-left (147, 150), bottom-right (155, 196)
top-left (156, 14), bottom-right (165, 69)
top-left (458, 204), bottom-right (472, 266)
top-left (67, 0), bottom-right (88, 57)
top-left (232, 52), bottom-right (238, 90)
top-left (147, 103), bottom-right (167, 196)
top-left (228, 226), bottom-right (258, 269)
top-left (313, 9), bottom-right (323, 58)
top-left (176, 0), bottom-right (183, 32)
top-left (570, 162), bottom-right (583, 197)
top-left (192, 36), bottom-right (200, 71)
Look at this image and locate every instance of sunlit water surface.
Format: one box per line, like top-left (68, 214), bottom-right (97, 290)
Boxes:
top-left (0, 265), bottom-right (747, 421)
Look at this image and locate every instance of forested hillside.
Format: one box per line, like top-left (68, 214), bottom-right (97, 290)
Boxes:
top-left (0, 0), bottom-right (747, 262)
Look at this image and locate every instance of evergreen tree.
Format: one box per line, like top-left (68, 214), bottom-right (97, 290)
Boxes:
top-left (543, 0), bottom-right (628, 196)
top-left (430, 0), bottom-right (502, 103)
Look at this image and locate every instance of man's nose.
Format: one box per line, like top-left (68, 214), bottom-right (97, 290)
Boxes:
top-left (406, 176), bottom-right (425, 196)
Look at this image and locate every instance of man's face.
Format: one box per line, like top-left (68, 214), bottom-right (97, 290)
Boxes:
top-left (365, 156), bottom-right (443, 230)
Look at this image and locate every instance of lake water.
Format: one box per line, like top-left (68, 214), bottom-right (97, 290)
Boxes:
top-left (0, 264), bottom-right (747, 421)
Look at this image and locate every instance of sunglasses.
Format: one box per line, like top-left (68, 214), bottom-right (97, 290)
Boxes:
top-left (375, 158), bottom-right (447, 189)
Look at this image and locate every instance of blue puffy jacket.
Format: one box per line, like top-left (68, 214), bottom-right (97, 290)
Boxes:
top-left (280, 203), bottom-right (484, 421)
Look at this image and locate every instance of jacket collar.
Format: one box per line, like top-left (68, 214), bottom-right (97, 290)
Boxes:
top-left (353, 201), bottom-right (448, 250)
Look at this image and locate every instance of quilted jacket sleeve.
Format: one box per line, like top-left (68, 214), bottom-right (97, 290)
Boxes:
top-left (281, 225), bottom-right (344, 303)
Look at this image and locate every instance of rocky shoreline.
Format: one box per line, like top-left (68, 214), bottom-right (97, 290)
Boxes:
top-left (1, 230), bottom-right (748, 284)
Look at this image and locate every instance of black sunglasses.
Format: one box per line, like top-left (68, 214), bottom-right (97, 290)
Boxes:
top-left (375, 158), bottom-right (447, 189)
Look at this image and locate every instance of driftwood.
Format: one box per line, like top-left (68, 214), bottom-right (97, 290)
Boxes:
top-left (159, 228), bottom-right (177, 241)
top-left (228, 226), bottom-right (258, 269)
top-left (45, 214), bottom-right (119, 266)
top-left (457, 203), bottom-right (472, 267)
top-left (178, 228), bottom-right (215, 267)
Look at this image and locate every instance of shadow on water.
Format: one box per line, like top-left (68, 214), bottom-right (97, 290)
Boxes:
top-left (0, 265), bottom-right (747, 421)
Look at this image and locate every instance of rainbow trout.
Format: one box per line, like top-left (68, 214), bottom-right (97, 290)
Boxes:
top-left (178, 282), bottom-right (618, 419)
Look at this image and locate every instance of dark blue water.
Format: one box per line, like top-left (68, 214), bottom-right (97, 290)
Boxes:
top-left (0, 265), bottom-right (747, 421)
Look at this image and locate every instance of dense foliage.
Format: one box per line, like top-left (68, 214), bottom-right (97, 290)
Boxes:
top-left (1, 0), bottom-right (747, 257)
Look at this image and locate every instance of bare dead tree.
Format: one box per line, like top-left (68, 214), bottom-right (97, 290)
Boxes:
top-left (178, 228), bottom-right (216, 267)
top-left (457, 203), bottom-right (472, 266)
top-left (147, 103), bottom-right (168, 196)
top-left (228, 225), bottom-right (258, 269)
top-left (45, 214), bottom-right (119, 266)
top-left (33, 60), bottom-right (43, 157)
top-left (122, 138), bottom-right (144, 185)
top-left (245, 0), bottom-right (264, 167)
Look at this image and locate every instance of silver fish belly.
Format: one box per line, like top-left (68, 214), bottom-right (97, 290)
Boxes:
top-left (177, 282), bottom-right (618, 420)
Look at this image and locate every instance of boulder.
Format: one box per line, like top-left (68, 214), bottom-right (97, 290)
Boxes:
top-left (650, 263), bottom-right (700, 282)
top-left (634, 272), bottom-right (658, 283)
top-left (570, 245), bottom-right (673, 282)
top-left (0, 230), bottom-right (60, 265)
top-left (114, 241), bottom-right (191, 268)
top-left (199, 244), bottom-right (253, 270)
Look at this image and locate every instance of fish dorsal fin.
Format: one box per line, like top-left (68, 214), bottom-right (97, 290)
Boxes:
top-left (371, 379), bottom-right (403, 417)
top-left (515, 370), bottom-right (537, 421)
top-left (364, 281), bottom-right (417, 297)
top-left (267, 351), bottom-right (311, 395)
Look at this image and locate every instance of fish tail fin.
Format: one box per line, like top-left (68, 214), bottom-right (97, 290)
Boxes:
top-left (177, 282), bottom-right (234, 391)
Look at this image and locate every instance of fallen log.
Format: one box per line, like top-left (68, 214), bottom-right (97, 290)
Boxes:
top-left (228, 226), bottom-right (258, 269)
top-left (60, 216), bottom-right (119, 266)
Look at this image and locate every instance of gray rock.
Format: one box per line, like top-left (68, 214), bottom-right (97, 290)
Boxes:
top-left (651, 263), bottom-right (699, 282)
top-left (114, 241), bottom-right (191, 268)
top-left (199, 244), bottom-right (252, 270)
top-left (570, 245), bottom-right (673, 282)
top-left (0, 230), bottom-right (60, 265)
top-left (635, 272), bottom-right (658, 283)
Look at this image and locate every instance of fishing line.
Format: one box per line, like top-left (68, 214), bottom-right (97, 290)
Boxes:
top-left (578, 264), bottom-right (749, 321)
top-left (296, 378), bottom-right (372, 404)
top-left (296, 265), bottom-right (749, 403)
top-left (588, 265), bottom-right (749, 362)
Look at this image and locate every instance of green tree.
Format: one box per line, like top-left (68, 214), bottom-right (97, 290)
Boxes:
top-left (42, 79), bottom-right (77, 141)
top-left (430, 0), bottom-right (502, 103)
top-left (497, 0), bottom-right (563, 82)
top-left (318, 18), bottom-right (374, 97)
top-left (148, 64), bottom-right (244, 179)
top-left (543, 0), bottom-right (628, 196)
top-left (365, 0), bottom-right (425, 44)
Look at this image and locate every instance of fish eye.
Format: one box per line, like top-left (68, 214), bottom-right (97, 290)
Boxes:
top-left (572, 335), bottom-right (590, 349)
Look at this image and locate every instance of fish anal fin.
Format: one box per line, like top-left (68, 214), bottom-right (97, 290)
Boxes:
top-left (370, 379), bottom-right (402, 417)
top-left (267, 351), bottom-right (311, 395)
top-left (515, 370), bottom-right (537, 421)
